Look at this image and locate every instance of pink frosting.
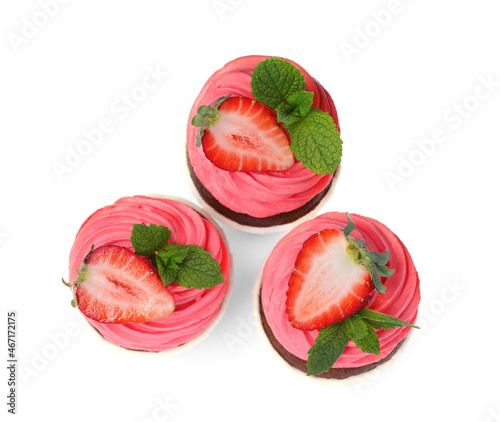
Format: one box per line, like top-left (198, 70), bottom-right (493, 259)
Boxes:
top-left (260, 213), bottom-right (420, 368)
top-left (68, 196), bottom-right (230, 351)
top-left (187, 55), bottom-right (340, 218)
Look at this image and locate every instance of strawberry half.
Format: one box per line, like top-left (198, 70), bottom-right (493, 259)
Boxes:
top-left (286, 229), bottom-right (373, 331)
top-left (192, 95), bottom-right (294, 172)
top-left (286, 215), bottom-right (394, 331)
top-left (66, 245), bottom-right (175, 324)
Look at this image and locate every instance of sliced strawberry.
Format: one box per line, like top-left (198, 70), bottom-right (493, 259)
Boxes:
top-left (200, 96), bottom-right (294, 172)
top-left (286, 229), bottom-right (374, 331)
top-left (73, 245), bottom-right (175, 324)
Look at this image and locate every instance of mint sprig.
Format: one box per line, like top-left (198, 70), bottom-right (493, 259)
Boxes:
top-left (251, 57), bottom-right (342, 175)
top-left (307, 308), bottom-right (419, 376)
top-left (342, 213), bottom-right (394, 295)
top-left (131, 223), bottom-right (224, 290)
top-left (155, 243), bottom-right (190, 285)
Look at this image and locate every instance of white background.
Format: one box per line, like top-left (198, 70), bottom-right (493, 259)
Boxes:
top-left (1, 0), bottom-right (499, 421)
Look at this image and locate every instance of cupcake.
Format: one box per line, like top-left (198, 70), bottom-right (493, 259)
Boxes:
top-left (255, 212), bottom-right (420, 379)
top-left (64, 195), bottom-right (232, 352)
top-left (187, 55), bottom-right (343, 233)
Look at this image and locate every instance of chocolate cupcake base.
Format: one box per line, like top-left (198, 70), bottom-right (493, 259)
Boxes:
top-left (186, 150), bottom-right (339, 232)
top-left (258, 292), bottom-right (405, 379)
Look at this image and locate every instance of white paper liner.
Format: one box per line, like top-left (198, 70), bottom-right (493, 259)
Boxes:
top-left (251, 253), bottom-right (413, 385)
top-left (83, 194), bottom-right (234, 356)
top-left (185, 153), bottom-right (342, 234)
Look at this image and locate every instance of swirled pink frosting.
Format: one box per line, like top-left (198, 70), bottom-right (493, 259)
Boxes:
top-left (261, 213), bottom-right (420, 368)
top-left (187, 55), bottom-right (340, 218)
top-left (68, 196), bottom-right (230, 351)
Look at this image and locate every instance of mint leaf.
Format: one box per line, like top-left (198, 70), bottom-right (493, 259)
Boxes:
top-left (251, 57), bottom-right (306, 110)
top-left (287, 108), bottom-right (342, 174)
top-left (307, 320), bottom-right (349, 376)
top-left (175, 245), bottom-right (225, 289)
top-left (287, 90), bottom-right (314, 117)
top-left (276, 91), bottom-right (314, 127)
top-left (160, 243), bottom-right (190, 263)
top-left (276, 103), bottom-right (301, 127)
top-left (156, 257), bottom-right (179, 285)
top-left (344, 313), bottom-right (369, 340)
top-left (344, 314), bottom-right (380, 354)
top-left (357, 308), bottom-right (419, 330)
top-left (351, 324), bottom-right (380, 355)
top-left (155, 244), bottom-right (191, 286)
top-left (131, 224), bottom-right (171, 256)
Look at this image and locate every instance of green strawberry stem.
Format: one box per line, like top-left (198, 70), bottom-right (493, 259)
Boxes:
top-left (192, 94), bottom-right (231, 146)
top-left (343, 214), bottom-right (393, 295)
top-left (62, 244), bottom-right (94, 307)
